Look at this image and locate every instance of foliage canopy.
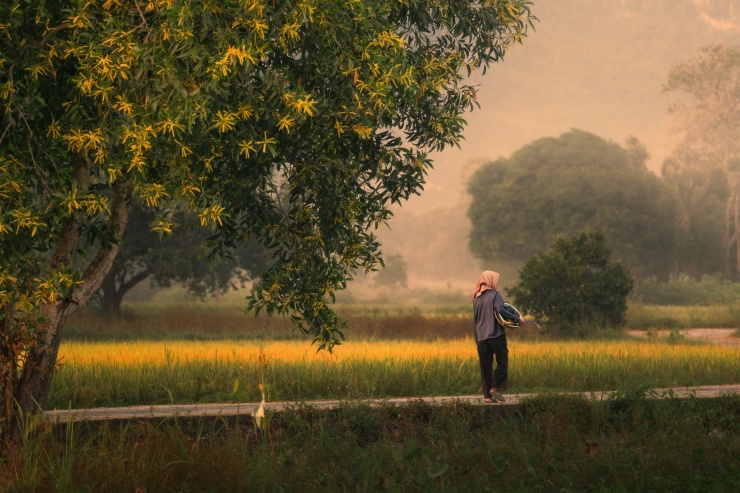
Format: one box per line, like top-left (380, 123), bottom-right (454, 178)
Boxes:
top-left (663, 44), bottom-right (740, 280)
top-left (0, 0), bottom-right (534, 438)
top-left (468, 130), bottom-right (679, 279)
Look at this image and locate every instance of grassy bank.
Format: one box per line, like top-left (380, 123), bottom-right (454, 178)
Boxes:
top-left (48, 339), bottom-right (739, 409)
top-left (64, 300), bottom-right (739, 342)
top-left (64, 302), bottom-right (475, 341)
top-left (3, 394), bottom-right (738, 492)
top-left (627, 303), bottom-right (740, 329)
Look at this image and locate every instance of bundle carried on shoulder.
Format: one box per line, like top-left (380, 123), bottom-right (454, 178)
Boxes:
top-left (495, 303), bottom-right (522, 329)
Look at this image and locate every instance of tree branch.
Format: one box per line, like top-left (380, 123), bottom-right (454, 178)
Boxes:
top-left (134, 0), bottom-right (149, 28)
top-left (119, 268), bottom-right (151, 297)
top-left (66, 179), bottom-right (134, 316)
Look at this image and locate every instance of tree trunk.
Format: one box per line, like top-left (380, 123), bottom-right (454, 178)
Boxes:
top-left (722, 189), bottom-right (734, 281)
top-left (4, 178), bottom-right (134, 444)
top-left (11, 304), bottom-right (68, 441)
top-left (101, 272), bottom-right (123, 318)
top-left (1, 302), bottom-right (15, 441)
top-left (101, 267), bottom-right (151, 318)
top-left (735, 191), bottom-right (740, 280)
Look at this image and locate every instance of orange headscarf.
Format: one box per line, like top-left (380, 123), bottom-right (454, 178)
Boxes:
top-left (472, 270), bottom-right (500, 299)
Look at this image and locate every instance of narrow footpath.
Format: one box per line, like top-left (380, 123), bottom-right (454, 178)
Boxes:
top-left (44, 384), bottom-right (740, 424)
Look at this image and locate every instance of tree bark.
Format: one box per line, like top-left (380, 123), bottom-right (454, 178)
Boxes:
top-left (1, 302), bottom-right (15, 441)
top-left (8, 178), bottom-right (134, 443)
top-left (101, 272), bottom-right (121, 318)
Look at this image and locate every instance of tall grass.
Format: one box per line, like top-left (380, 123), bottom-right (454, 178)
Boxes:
top-left (635, 278), bottom-right (740, 305)
top-left (64, 303), bottom-right (486, 341)
top-left (627, 303), bottom-right (740, 329)
top-left (4, 395), bottom-right (739, 492)
top-left (48, 339), bottom-right (740, 409)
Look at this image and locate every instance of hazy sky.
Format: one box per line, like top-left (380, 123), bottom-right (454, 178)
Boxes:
top-left (375, 0), bottom-right (739, 288)
top-left (401, 0), bottom-right (739, 212)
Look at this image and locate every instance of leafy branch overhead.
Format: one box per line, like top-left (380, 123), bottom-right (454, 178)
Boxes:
top-left (0, 1), bottom-right (534, 352)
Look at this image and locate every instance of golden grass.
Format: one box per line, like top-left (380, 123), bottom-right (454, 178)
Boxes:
top-left (51, 338), bottom-right (739, 410)
top-left (58, 338), bottom-right (739, 366)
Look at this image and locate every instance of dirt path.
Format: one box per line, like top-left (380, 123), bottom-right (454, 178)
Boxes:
top-left (44, 384), bottom-right (740, 424)
top-left (626, 328), bottom-right (740, 345)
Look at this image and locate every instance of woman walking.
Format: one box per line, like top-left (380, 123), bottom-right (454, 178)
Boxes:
top-left (473, 270), bottom-right (520, 403)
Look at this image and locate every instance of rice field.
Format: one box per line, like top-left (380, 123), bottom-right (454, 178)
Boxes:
top-left (49, 338), bottom-right (740, 409)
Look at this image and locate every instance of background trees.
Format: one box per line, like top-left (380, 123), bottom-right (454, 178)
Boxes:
top-left (507, 230), bottom-right (634, 331)
top-left (373, 253), bottom-right (408, 290)
top-left (661, 145), bottom-right (728, 280)
top-left (98, 202), bottom-right (270, 317)
top-left (467, 130), bottom-right (679, 279)
top-left (663, 44), bottom-right (740, 280)
top-left (0, 0), bottom-right (534, 441)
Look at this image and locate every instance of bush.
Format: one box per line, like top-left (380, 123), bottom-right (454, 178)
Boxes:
top-left (508, 230), bottom-right (634, 331)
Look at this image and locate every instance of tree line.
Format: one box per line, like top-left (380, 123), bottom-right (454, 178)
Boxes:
top-left (468, 44), bottom-right (740, 283)
top-left (96, 202), bottom-right (271, 317)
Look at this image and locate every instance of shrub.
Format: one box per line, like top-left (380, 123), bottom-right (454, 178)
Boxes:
top-left (508, 230), bottom-right (634, 331)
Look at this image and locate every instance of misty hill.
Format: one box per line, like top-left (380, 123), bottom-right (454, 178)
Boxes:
top-left (374, 0), bottom-right (739, 290)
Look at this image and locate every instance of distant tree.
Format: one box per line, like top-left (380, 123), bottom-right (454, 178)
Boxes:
top-left (373, 253), bottom-right (408, 289)
top-left (467, 130), bottom-right (680, 279)
top-left (623, 135), bottom-right (649, 170)
top-left (664, 44), bottom-right (740, 279)
top-left (507, 230), bottom-right (634, 331)
top-left (99, 202), bottom-right (270, 317)
top-left (661, 142), bottom-right (728, 279)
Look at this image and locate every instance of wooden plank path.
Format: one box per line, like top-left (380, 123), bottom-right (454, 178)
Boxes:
top-left (43, 384), bottom-right (740, 424)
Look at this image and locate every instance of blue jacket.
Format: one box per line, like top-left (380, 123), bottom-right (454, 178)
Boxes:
top-left (473, 289), bottom-right (506, 342)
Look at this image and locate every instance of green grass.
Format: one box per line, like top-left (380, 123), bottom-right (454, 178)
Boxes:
top-left (635, 278), bottom-right (740, 305)
top-left (3, 394), bottom-right (739, 492)
top-left (64, 302), bottom-right (481, 341)
top-left (65, 301), bottom-right (739, 343)
top-left (627, 303), bottom-right (740, 329)
top-left (7, 296), bottom-right (739, 491)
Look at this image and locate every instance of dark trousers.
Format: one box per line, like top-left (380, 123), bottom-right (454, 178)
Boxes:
top-left (477, 336), bottom-right (508, 397)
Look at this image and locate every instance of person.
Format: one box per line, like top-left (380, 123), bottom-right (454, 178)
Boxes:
top-left (472, 270), bottom-right (521, 403)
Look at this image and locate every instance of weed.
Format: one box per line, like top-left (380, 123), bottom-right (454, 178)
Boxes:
top-left (667, 328), bottom-right (687, 344)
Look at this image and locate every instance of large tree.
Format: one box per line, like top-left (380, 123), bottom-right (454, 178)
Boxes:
top-left (664, 44), bottom-right (740, 280)
top-left (99, 201), bottom-right (270, 317)
top-left (467, 130), bottom-right (679, 279)
top-left (0, 0), bottom-right (534, 441)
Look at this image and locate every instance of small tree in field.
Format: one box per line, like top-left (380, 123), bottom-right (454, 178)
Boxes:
top-left (507, 231), bottom-right (634, 332)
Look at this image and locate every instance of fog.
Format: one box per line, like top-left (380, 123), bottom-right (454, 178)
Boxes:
top-left (372, 0), bottom-right (739, 293)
